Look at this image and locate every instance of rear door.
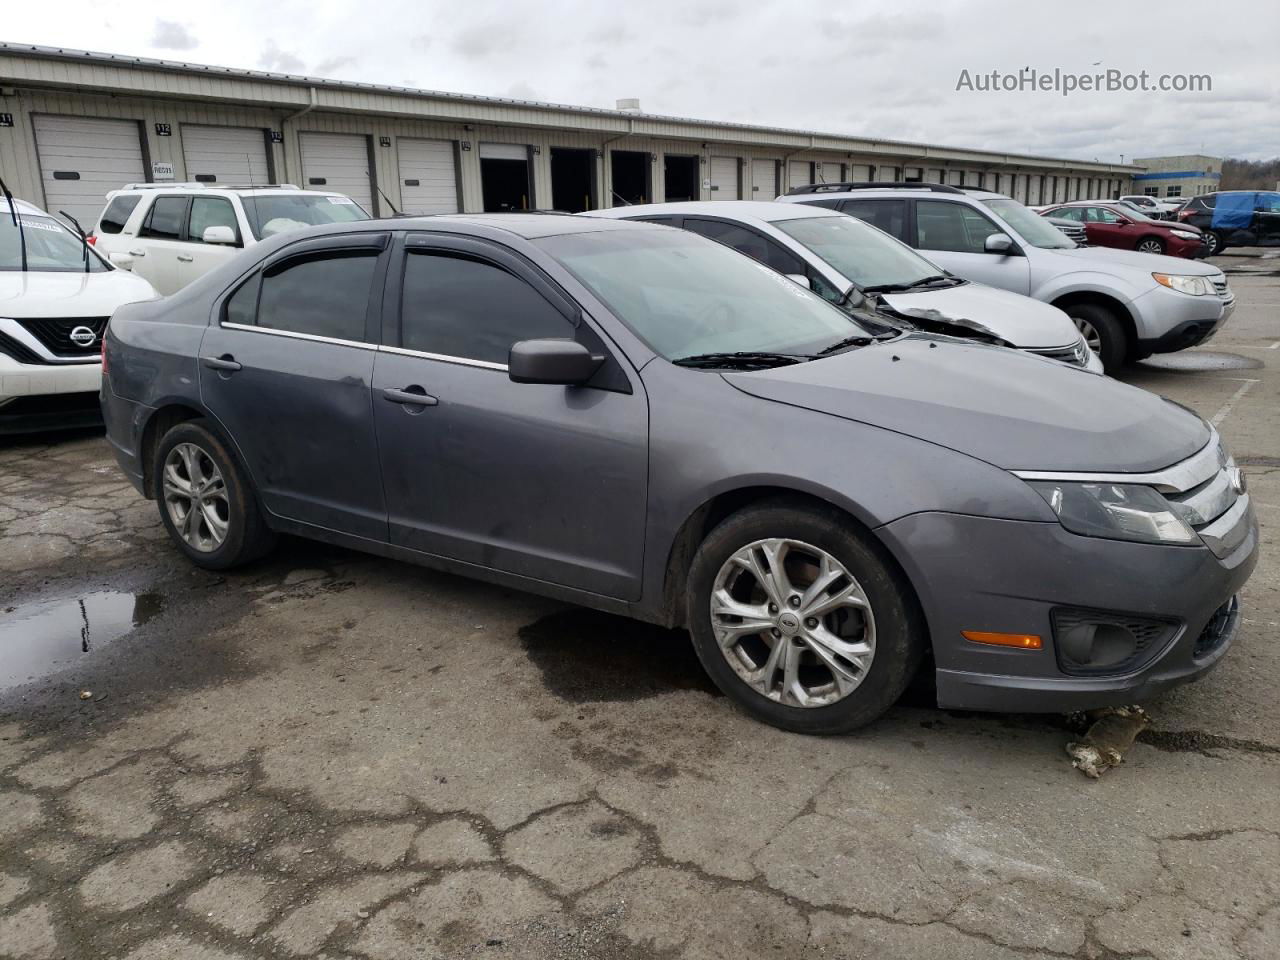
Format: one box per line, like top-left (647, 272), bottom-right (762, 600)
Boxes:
top-left (131, 195), bottom-right (191, 295)
top-left (33, 115), bottom-right (146, 227)
top-left (913, 199), bottom-right (1030, 293)
top-left (199, 233), bottom-right (389, 539)
top-left (371, 233), bottom-right (649, 599)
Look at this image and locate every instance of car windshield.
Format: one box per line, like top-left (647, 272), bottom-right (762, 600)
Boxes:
top-left (539, 227), bottom-right (871, 361)
top-left (772, 214), bottom-right (942, 289)
top-left (240, 193), bottom-right (371, 241)
top-left (983, 198), bottom-right (1076, 249)
top-left (0, 212), bottom-right (108, 272)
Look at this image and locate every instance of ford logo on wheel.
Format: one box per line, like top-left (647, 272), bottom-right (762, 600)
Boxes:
top-left (69, 326), bottom-right (97, 347)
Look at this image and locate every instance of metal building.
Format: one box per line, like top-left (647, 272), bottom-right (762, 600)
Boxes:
top-left (0, 43), bottom-right (1137, 225)
top-left (1131, 154), bottom-right (1223, 200)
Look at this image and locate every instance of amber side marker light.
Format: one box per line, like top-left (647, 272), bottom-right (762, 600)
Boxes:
top-left (962, 630), bottom-right (1043, 650)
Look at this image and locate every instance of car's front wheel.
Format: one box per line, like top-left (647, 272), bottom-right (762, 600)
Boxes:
top-left (1136, 237), bottom-right (1165, 255)
top-left (153, 419), bottom-right (276, 569)
top-left (685, 500), bottom-right (924, 734)
top-left (1203, 230), bottom-right (1225, 256)
top-left (1068, 303), bottom-right (1126, 373)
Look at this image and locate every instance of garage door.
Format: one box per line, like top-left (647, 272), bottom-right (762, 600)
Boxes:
top-left (787, 160), bottom-right (812, 191)
top-left (750, 159), bottom-right (778, 198)
top-left (397, 139), bottom-right (458, 214)
top-left (182, 125), bottom-right (270, 185)
top-left (709, 157), bottom-right (738, 200)
top-left (298, 132), bottom-right (374, 213)
top-left (818, 162), bottom-right (844, 185)
top-left (33, 115), bottom-right (146, 227)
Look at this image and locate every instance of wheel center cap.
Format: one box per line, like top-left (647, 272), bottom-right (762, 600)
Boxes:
top-left (777, 613), bottom-right (801, 637)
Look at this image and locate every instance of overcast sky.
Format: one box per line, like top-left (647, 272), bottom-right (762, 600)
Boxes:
top-left (9, 0), bottom-right (1279, 162)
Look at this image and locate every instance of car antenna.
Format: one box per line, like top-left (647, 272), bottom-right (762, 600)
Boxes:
top-left (59, 210), bottom-right (92, 273)
top-left (373, 180), bottom-right (401, 217)
top-left (0, 176), bottom-right (28, 272)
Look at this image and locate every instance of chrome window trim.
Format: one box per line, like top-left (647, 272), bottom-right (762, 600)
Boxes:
top-left (1013, 429), bottom-right (1221, 493)
top-left (378, 344), bottom-right (508, 372)
top-left (220, 321), bottom-right (376, 351)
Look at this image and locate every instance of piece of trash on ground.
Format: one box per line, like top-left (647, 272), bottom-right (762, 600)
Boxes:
top-left (1066, 705), bottom-right (1150, 779)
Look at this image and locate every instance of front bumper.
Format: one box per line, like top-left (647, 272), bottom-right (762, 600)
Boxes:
top-left (877, 507), bottom-right (1259, 713)
top-left (1131, 285), bottom-right (1234, 353)
top-left (0, 357), bottom-right (103, 433)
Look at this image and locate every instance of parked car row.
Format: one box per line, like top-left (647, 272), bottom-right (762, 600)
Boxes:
top-left (98, 210), bottom-right (1257, 734)
top-left (1035, 201), bottom-right (1211, 259)
top-left (1174, 190), bottom-right (1280, 255)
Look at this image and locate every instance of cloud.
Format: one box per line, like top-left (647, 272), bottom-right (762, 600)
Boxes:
top-left (150, 20), bottom-right (198, 51)
top-left (451, 23), bottom-right (521, 59)
top-left (314, 55), bottom-right (356, 75)
top-left (258, 39), bottom-right (306, 74)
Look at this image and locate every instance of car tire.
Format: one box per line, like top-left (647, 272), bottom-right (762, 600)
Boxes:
top-left (685, 498), bottom-right (925, 735)
top-left (1203, 230), bottom-right (1225, 256)
top-left (152, 419), bottom-right (276, 570)
top-left (1136, 237), bottom-right (1165, 255)
top-left (1068, 303), bottom-right (1127, 374)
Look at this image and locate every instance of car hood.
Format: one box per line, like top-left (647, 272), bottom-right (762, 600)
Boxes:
top-left (1049, 245), bottom-right (1219, 276)
top-left (879, 282), bottom-right (1078, 350)
top-left (0, 269), bottom-right (158, 317)
top-left (723, 336), bottom-right (1208, 472)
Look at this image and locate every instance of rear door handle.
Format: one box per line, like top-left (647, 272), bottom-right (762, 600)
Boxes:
top-left (128, 249), bottom-right (146, 257)
top-left (177, 254), bottom-right (194, 263)
top-left (382, 386), bottom-right (438, 407)
top-left (201, 355), bottom-right (242, 372)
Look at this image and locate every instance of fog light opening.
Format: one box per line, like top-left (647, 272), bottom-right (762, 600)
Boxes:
top-left (1057, 622), bottom-right (1138, 670)
top-left (962, 630), bottom-right (1042, 650)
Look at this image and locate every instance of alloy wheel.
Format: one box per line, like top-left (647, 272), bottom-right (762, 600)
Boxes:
top-left (162, 442), bottom-right (230, 552)
top-left (709, 538), bottom-right (876, 708)
top-left (1137, 240), bottom-right (1163, 254)
top-left (1072, 316), bottom-right (1102, 354)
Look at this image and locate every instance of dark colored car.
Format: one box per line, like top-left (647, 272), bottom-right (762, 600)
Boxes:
top-left (1039, 202), bottom-right (1206, 258)
top-left (1176, 191), bottom-right (1280, 255)
top-left (101, 215), bottom-right (1257, 734)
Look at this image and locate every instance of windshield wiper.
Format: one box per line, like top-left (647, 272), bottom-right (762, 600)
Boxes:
top-left (673, 351), bottom-right (812, 369)
top-left (816, 334), bottom-right (878, 356)
top-left (0, 177), bottom-right (27, 273)
top-left (862, 275), bottom-right (957, 294)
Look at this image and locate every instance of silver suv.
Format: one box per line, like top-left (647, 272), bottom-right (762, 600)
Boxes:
top-left (779, 183), bottom-right (1234, 372)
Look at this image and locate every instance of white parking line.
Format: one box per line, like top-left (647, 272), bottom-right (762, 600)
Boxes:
top-left (1209, 379), bottom-right (1259, 426)
top-left (1270, 341), bottom-right (1280, 349)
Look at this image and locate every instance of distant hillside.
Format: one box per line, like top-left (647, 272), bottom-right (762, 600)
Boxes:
top-left (1221, 158), bottom-right (1280, 190)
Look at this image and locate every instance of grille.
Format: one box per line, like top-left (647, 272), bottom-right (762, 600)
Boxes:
top-left (1051, 608), bottom-right (1177, 676)
top-left (1193, 596), bottom-right (1237, 658)
top-left (1028, 340), bottom-right (1090, 368)
top-left (15, 317), bottom-right (108, 358)
top-left (1211, 277), bottom-right (1230, 299)
top-left (1058, 224), bottom-right (1087, 244)
top-left (0, 331), bottom-right (43, 365)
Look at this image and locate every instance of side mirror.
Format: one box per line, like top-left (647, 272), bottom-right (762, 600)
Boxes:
top-left (202, 225), bottom-right (237, 245)
top-left (984, 232), bottom-right (1015, 254)
top-left (784, 273), bottom-right (812, 290)
top-left (509, 339), bottom-right (604, 386)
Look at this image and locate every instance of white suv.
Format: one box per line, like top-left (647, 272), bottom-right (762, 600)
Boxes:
top-left (1, 196), bottom-right (156, 434)
top-left (93, 184), bottom-right (371, 295)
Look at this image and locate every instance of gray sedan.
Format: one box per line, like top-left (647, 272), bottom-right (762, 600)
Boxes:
top-left (101, 214), bottom-right (1257, 734)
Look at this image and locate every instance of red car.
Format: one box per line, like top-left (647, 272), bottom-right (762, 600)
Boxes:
top-left (1039, 202), bottom-right (1207, 259)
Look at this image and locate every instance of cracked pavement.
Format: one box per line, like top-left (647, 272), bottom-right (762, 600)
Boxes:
top-left (1, 264), bottom-right (1277, 959)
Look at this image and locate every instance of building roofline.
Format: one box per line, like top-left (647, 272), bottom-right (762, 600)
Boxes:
top-left (0, 42), bottom-right (1140, 173)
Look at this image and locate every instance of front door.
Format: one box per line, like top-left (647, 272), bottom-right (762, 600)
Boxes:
top-left (372, 234), bottom-right (649, 599)
top-left (913, 198), bottom-right (1031, 294)
top-left (1083, 206), bottom-right (1129, 249)
top-left (198, 233), bottom-right (390, 540)
top-left (177, 195), bottom-right (245, 289)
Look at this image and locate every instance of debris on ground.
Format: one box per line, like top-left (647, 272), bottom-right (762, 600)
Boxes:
top-left (1066, 705), bottom-right (1151, 778)
top-left (78, 689), bottom-right (92, 700)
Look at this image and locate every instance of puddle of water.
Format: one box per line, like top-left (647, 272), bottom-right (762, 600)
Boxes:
top-left (1137, 351), bottom-right (1263, 372)
top-left (1, 591), bottom-right (165, 690)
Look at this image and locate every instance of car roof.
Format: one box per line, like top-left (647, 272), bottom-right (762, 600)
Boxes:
top-left (3, 198), bottom-right (53, 217)
top-left (787, 186), bottom-right (1006, 203)
top-left (390, 212), bottom-right (665, 239)
top-left (110, 184), bottom-right (334, 197)
top-left (584, 200), bottom-right (842, 226)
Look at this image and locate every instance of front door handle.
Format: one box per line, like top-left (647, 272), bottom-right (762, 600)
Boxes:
top-left (382, 385), bottom-right (438, 407)
top-left (177, 254), bottom-right (194, 263)
top-left (128, 249), bottom-right (146, 257)
top-left (201, 355), bottom-right (242, 372)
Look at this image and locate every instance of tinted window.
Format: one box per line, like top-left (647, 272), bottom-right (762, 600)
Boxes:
top-left (401, 252), bottom-right (570, 364)
top-left (836, 199), bottom-right (907, 241)
top-left (1048, 207), bottom-right (1085, 221)
top-left (773, 214), bottom-right (942, 290)
top-left (224, 272), bottom-right (261, 326)
top-left (98, 195), bottom-right (141, 234)
top-left (189, 197), bottom-right (241, 245)
top-left (683, 219), bottom-right (804, 274)
top-left (139, 197), bottom-right (188, 241)
top-left (257, 251), bottom-right (377, 341)
top-left (1085, 207), bottom-right (1123, 224)
top-left (915, 200), bottom-right (1001, 253)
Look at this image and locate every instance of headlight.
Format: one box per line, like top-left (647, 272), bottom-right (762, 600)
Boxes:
top-left (1170, 230), bottom-right (1200, 240)
top-left (1152, 273), bottom-right (1212, 296)
top-left (1028, 481), bottom-right (1198, 545)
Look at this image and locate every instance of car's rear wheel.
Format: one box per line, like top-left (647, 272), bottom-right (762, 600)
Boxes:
top-left (1203, 230), bottom-right (1225, 256)
top-left (685, 500), bottom-right (924, 734)
top-left (1136, 237), bottom-right (1165, 255)
top-left (153, 419), bottom-right (275, 569)
top-left (1068, 304), bottom-right (1126, 373)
